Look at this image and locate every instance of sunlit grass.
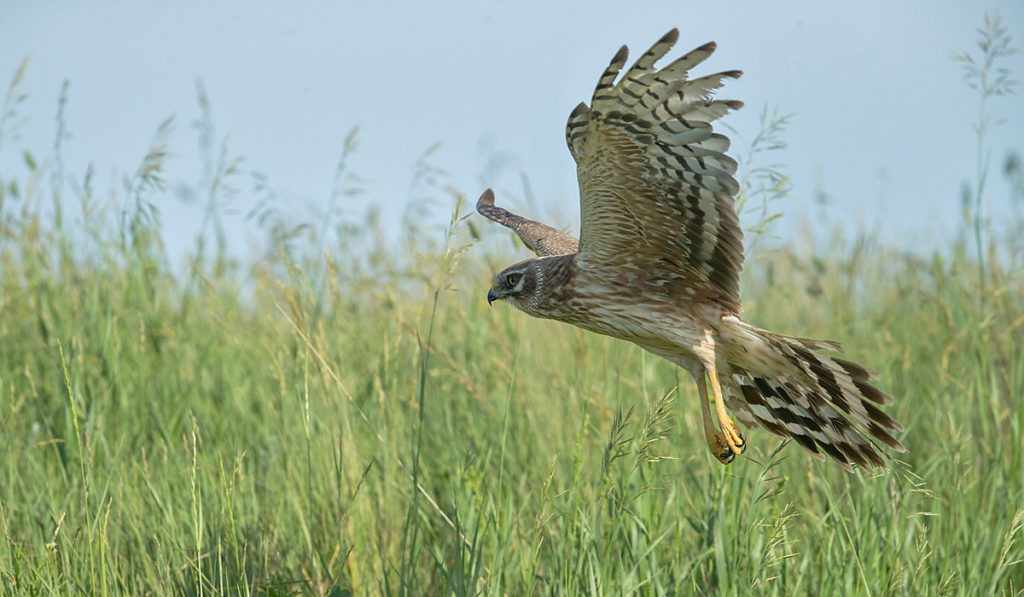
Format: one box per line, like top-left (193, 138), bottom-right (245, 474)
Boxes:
top-left (0, 15), bottom-right (1022, 596)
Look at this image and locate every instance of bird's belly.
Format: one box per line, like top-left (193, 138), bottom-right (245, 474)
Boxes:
top-left (569, 295), bottom-right (707, 353)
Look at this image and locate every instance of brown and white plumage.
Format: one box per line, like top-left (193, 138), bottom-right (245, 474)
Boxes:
top-left (480, 29), bottom-right (904, 471)
top-left (476, 189), bottom-right (578, 256)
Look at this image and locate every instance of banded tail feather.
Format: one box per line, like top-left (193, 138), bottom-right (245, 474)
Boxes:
top-left (722, 319), bottom-right (904, 471)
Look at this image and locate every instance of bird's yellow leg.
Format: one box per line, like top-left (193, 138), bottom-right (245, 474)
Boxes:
top-left (696, 368), bottom-right (734, 464)
top-left (707, 365), bottom-right (745, 456)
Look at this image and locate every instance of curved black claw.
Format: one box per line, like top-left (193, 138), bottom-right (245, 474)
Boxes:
top-left (737, 433), bottom-right (747, 454)
top-left (718, 449), bottom-right (736, 464)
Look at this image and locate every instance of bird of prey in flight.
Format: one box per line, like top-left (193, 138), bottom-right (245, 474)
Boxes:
top-left (478, 29), bottom-right (904, 470)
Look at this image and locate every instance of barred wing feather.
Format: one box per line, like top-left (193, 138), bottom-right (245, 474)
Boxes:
top-left (476, 189), bottom-right (579, 257)
top-left (567, 28), bottom-right (745, 312)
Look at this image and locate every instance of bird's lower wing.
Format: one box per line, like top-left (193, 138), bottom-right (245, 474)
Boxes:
top-left (476, 188), bottom-right (579, 257)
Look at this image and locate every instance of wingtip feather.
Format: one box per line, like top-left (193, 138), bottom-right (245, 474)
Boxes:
top-left (612, 44), bottom-right (629, 66)
top-left (476, 188), bottom-right (495, 212)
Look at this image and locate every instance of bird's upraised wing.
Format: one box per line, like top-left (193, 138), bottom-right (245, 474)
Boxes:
top-left (476, 188), bottom-right (579, 257)
top-left (567, 29), bottom-right (745, 312)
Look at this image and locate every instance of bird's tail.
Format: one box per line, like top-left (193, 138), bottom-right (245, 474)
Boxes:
top-left (717, 316), bottom-right (905, 470)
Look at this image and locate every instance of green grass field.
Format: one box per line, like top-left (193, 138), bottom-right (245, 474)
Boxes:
top-left (1, 23), bottom-right (1023, 597)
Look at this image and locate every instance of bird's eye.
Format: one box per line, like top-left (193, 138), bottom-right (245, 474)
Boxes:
top-left (505, 273), bottom-right (522, 287)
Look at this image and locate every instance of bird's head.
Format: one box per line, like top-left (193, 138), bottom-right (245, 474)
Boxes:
top-left (487, 259), bottom-right (541, 313)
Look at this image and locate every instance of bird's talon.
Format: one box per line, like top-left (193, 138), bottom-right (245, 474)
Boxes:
top-left (707, 434), bottom-right (735, 464)
top-left (720, 420), bottom-right (745, 455)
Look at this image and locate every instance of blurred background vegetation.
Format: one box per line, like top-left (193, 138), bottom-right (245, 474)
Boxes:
top-left (0, 13), bottom-right (1021, 597)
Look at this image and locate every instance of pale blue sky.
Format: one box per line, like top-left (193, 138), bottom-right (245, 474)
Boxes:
top-left (2, 1), bottom-right (1022, 261)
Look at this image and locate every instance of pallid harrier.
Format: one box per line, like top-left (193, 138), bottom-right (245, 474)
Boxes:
top-left (478, 29), bottom-right (904, 470)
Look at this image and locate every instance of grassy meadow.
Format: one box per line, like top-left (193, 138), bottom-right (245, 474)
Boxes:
top-left (2, 26), bottom-right (1023, 597)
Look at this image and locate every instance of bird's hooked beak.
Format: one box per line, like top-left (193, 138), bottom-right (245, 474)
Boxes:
top-left (487, 288), bottom-right (500, 305)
